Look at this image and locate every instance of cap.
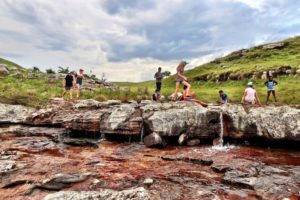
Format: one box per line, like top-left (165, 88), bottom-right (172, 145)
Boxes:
top-left (79, 69), bottom-right (84, 71)
top-left (247, 81), bottom-right (253, 86)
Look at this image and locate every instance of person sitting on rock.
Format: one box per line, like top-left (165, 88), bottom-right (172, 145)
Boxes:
top-left (152, 89), bottom-right (161, 101)
top-left (182, 85), bottom-right (208, 107)
top-left (241, 82), bottom-right (261, 106)
top-left (219, 90), bottom-right (229, 104)
top-left (62, 72), bottom-right (75, 100)
top-left (264, 75), bottom-right (278, 104)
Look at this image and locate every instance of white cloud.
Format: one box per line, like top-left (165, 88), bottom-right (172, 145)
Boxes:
top-left (0, 0), bottom-right (300, 82)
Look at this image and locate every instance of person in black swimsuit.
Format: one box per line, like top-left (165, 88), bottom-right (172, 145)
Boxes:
top-left (62, 72), bottom-right (75, 100)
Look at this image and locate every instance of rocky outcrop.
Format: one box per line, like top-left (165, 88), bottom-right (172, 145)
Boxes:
top-left (221, 104), bottom-right (300, 141)
top-left (1, 99), bottom-right (300, 147)
top-left (0, 104), bottom-right (34, 124)
top-left (0, 65), bottom-right (9, 75)
top-left (43, 187), bottom-right (150, 200)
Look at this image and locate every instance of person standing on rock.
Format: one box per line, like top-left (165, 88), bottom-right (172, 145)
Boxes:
top-left (264, 75), bottom-right (278, 104)
top-left (173, 61), bottom-right (190, 100)
top-left (62, 72), bottom-right (75, 100)
top-left (76, 69), bottom-right (84, 98)
top-left (241, 82), bottom-right (261, 106)
top-left (154, 67), bottom-right (163, 92)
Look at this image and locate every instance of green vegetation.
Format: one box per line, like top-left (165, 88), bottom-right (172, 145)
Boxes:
top-left (0, 36), bottom-right (300, 107)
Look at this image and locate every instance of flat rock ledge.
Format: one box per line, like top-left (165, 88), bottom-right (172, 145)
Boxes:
top-left (0, 99), bottom-right (299, 147)
top-left (43, 187), bottom-right (150, 200)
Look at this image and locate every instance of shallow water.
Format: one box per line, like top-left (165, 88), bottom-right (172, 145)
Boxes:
top-left (0, 134), bottom-right (299, 200)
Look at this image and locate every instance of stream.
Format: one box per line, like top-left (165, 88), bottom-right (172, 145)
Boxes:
top-left (0, 131), bottom-right (299, 200)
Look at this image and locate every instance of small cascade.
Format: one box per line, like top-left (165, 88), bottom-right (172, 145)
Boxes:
top-left (209, 111), bottom-right (236, 152)
top-left (140, 125), bottom-right (145, 144)
top-left (219, 111), bottom-right (224, 146)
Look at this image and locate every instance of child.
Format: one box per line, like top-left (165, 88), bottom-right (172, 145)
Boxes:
top-left (152, 89), bottom-right (161, 101)
top-left (241, 82), bottom-right (261, 106)
top-left (182, 85), bottom-right (208, 107)
top-left (264, 75), bottom-right (278, 104)
top-left (219, 90), bottom-right (228, 104)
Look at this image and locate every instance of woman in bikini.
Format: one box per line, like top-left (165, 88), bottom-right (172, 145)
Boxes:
top-left (173, 61), bottom-right (190, 100)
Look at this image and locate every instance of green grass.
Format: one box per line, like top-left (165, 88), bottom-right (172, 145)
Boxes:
top-left (1, 36), bottom-right (300, 107)
top-left (116, 76), bottom-right (300, 105)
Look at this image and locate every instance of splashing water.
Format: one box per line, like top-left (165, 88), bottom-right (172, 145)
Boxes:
top-left (140, 126), bottom-right (145, 143)
top-left (208, 111), bottom-right (237, 152)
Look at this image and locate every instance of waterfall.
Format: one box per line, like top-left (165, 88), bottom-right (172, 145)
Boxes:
top-left (140, 125), bottom-right (145, 143)
top-left (219, 111), bottom-right (224, 146)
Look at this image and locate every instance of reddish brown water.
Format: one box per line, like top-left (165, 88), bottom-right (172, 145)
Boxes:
top-left (0, 135), bottom-right (299, 200)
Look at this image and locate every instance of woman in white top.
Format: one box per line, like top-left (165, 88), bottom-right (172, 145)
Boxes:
top-left (241, 82), bottom-right (261, 106)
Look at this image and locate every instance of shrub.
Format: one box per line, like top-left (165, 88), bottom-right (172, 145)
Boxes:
top-left (46, 69), bottom-right (55, 74)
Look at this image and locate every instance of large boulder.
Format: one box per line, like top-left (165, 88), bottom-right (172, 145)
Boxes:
top-left (142, 102), bottom-right (220, 138)
top-left (0, 65), bottom-right (9, 75)
top-left (221, 104), bottom-right (300, 140)
top-left (43, 187), bottom-right (150, 200)
top-left (0, 103), bottom-right (34, 124)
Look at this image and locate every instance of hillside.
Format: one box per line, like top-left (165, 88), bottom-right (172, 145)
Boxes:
top-left (118, 36), bottom-right (300, 105)
top-left (1, 36), bottom-right (300, 107)
top-left (182, 35), bottom-right (300, 82)
top-left (0, 59), bottom-right (136, 108)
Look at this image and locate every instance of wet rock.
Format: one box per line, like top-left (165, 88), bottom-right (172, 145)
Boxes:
top-left (63, 138), bottom-right (99, 147)
top-left (186, 139), bottom-right (200, 146)
top-left (222, 165), bottom-right (300, 199)
top-left (144, 132), bottom-right (166, 147)
top-left (143, 178), bottom-right (154, 186)
top-left (107, 104), bottom-right (142, 135)
top-left (3, 125), bottom-right (68, 139)
top-left (211, 164), bottom-right (233, 173)
top-left (26, 173), bottom-right (92, 195)
top-left (0, 161), bottom-right (16, 173)
top-left (0, 103), bottom-right (34, 124)
top-left (43, 187), bottom-right (150, 200)
top-left (178, 133), bottom-right (188, 145)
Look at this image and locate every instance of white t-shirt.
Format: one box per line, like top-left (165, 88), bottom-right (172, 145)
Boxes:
top-left (244, 87), bottom-right (256, 102)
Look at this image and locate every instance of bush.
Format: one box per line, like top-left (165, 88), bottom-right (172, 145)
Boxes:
top-left (33, 66), bottom-right (40, 72)
top-left (46, 69), bottom-right (55, 74)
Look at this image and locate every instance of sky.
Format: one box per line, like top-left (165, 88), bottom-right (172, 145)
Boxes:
top-left (0, 0), bottom-right (300, 82)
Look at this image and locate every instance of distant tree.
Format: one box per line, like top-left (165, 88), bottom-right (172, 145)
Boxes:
top-left (162, 71), bottom-right (171, 77)
top-left (46, 68), bottom-right (55, 74)
top-left (57, 66), bottom-right (69, 74)
top-left (32, 66), bottom-right (40, 72)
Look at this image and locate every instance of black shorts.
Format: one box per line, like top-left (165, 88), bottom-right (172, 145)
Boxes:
top-left (156, 82), bottom-right (161, 91)
top-left (65, 86), bottom-right (73, 90)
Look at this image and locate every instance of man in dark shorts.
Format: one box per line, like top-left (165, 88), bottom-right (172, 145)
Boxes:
top-left (62, 72), bottom-right (74, 100)
top-left (154, 67), bottom-right (163, 91)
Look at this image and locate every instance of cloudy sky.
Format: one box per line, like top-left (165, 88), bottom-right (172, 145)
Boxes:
top-left (0, 0), bottom-right (300, 82)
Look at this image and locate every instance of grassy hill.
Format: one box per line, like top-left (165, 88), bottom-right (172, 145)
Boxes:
top-left (0, 36), bottom-right (300, 107)
top-left (118, 36), bottom-right (300, 105)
